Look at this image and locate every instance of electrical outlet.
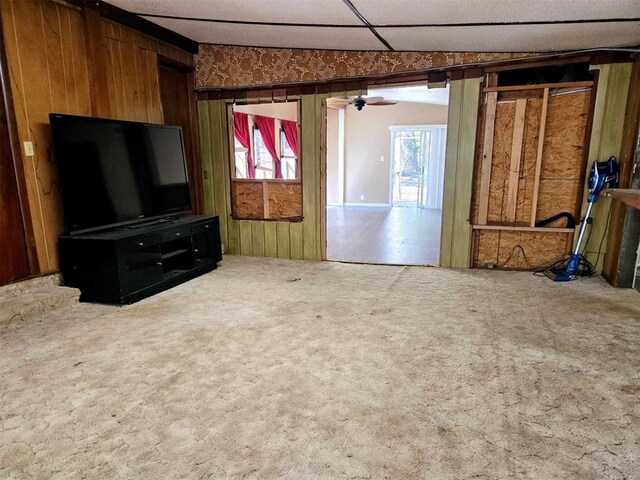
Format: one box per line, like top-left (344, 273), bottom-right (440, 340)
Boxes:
top-left (23, 141), bottom-right (34, 157)
top-left (360, 195), bottom-right (365, 200)
top-left (380, 155), bottom-right (385, 162)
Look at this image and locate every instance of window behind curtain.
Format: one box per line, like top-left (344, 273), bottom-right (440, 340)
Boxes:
top-left (280, 130), bottom-right (297, 180)
top-left (253, 128), bottom-right (273, 179)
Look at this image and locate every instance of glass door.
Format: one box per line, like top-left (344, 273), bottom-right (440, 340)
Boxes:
top-left (390, 126), bottom-right (446, 209)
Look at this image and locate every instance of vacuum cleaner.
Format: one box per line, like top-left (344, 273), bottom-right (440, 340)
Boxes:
top-left (544, 157), bottom-right (619, 282)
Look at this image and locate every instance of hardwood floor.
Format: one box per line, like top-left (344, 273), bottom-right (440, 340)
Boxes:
top-left (326, 206), bottom-right (442, 265)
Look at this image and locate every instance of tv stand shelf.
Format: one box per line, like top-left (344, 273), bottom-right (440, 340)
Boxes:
top-left (60, 215), bottom-right (222, 304)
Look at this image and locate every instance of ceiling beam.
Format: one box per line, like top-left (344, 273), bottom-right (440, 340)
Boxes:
top-left (133, 14), bottom-right (640, 29)
top-left (340, 0), bottom-right (394, 51)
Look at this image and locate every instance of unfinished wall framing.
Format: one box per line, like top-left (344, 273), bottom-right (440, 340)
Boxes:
top-left (471, 80), bottom-right (595, 270)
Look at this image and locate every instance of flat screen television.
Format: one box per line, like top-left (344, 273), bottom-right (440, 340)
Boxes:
top-left (50, 114), bottom-right (191, 233)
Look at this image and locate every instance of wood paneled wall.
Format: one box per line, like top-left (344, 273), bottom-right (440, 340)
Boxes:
top-left (440, 77), bottom-right (482, 268)
top-left (0, 0), bottom-right (193, 273)
top-left (198, 95), bottom-right (324, 260)
top-left (583, 63), bottom-right (633, 273)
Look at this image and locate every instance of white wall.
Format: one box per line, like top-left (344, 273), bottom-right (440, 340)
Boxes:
top-left (335, 101), bottom-right (448, 204)
top-left (326, 108), bottom-right (341, 204)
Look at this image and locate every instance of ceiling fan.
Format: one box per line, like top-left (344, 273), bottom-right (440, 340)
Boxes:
top-left (328, 95), bottom-right (397, 111)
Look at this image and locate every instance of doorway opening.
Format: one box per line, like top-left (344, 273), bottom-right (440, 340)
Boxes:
top-left (325, 84), bottom-right (449, 266)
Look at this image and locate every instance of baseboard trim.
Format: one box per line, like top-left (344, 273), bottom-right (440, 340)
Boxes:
top-left (343, 202), bottom-right (391, 208)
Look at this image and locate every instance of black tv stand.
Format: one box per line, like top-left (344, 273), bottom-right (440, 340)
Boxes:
top-left (120, 215), bottom-right (181, 229)
top-left (60, 215), bottom-right (222, 304)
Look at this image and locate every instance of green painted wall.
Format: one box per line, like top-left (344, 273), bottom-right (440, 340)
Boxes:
top-left (580, 62), bottom-right (633, 272)
top-left (439, 77), bottom-right (482, 268)
top-left (198, 95), bottom-right (324, 260)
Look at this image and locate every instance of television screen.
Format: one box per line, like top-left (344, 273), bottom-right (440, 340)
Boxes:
top-left (50, 114), bottom-right (191, 232)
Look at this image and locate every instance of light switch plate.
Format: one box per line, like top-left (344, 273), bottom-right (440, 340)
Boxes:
top-left (23, 141), bottom-right (34, 157)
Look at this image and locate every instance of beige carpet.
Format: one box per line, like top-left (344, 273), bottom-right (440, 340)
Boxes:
top-left (1, 256), bottom-right (639, 479)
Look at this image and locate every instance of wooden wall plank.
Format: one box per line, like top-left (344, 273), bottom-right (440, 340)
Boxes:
top-left (226, 219), bottom-right (241, 254)
top-left (239, 222), bottom-right (253, 255)
top-left (477, 91), bottom-right (497, 224)
top-left (81, 6), bottom-right (110, 117)
top-left (289, 222), bottom-right (304, 259)
top-left (505, 98), bottom-right (527, 222)
top-left (118, 27), bottom-right (139, 120)
top-left (276, 222), bottom-right (291, 258)
top-left (441, 78), bottom-right (482, 268)
top-left (251, 221), bottom-right (265, 256)
top-left (264, 222), bottom-right (278, 257)
top-left (66, 4), bottom-right (91, 116)
top-left (530, 88), bottom-right (549, 227)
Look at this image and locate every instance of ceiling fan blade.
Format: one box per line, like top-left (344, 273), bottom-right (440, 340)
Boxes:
top-left (367, 100), bottom-right (398, 106)
top-left (346, 95), bottom-right (383, 104)
top-left (328, 97), bottom-right (352, 104)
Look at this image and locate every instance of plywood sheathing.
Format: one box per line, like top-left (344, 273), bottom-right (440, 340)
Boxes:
top-left (473, 230), bottom-right (571, 270)
top-left (536, 89), bottom-right (591, 220)
top-left (487, 101), bottom-right (515, 223)
top-left (269, 183), bottom-right (303, 220)
top-left (232, 182), bottom-right (264, 219)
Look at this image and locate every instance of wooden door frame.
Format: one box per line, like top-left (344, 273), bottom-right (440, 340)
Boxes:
top-left (157, 55), bottom-right (204, 215)
top-left (0, 13), bottom-right (38, 276)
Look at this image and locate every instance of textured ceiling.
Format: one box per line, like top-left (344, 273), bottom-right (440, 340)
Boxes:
top-left (107, 0), bottom-right (640, 52)
top-left (368, 85), bottom-right (450, 105)
top-left (146, 18), bottom-right (383, 50)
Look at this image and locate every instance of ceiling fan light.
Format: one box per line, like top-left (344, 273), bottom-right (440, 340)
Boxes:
top-left (353, 97), bottom-right (366, 111)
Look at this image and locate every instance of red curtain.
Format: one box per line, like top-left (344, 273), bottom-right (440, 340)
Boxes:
top-left (253, 115), bottom-right (282, 179)
top-left (281, 120), bottom-right (299, 158)
top-left (233, 112), bottom-right (255, 178)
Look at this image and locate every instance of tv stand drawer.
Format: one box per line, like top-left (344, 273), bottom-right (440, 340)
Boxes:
top-left (118, 234), bottom-right (162, 254)
top-left (161, 227), bottom-right (191, 242)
